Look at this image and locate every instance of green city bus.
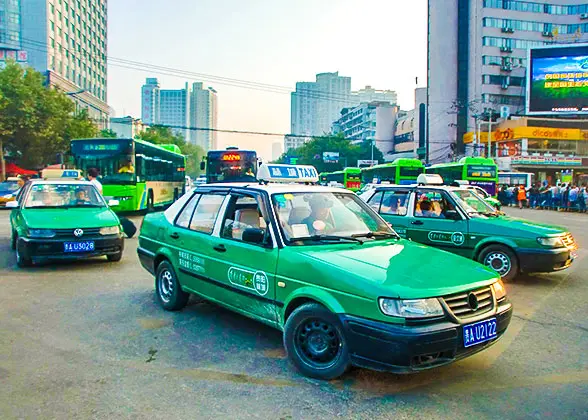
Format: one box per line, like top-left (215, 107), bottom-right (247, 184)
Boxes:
top-left (426, 156), bottom-right (498, 196)
top-left (361, 158), bottom-right (425, 186)
top-left (324, 167), bottom-right (362, 191)
top-left (318, 172), bottom-right (330, 186)
top-left (71, 138), bottom-right (186, 212)
top-left (200, 147), bottom-right (258, 183)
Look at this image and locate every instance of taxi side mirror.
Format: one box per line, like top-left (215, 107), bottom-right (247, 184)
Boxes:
top-left (242, 228), bottom-right (267, 245)
top-left (6, 201), bottom-right (19, 209)
top-left (445, 209), bottom-right (461, 220)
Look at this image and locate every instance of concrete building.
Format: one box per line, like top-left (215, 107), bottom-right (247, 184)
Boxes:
top-left (190, 82), bottom-right (218, 150)
top-left (353, 86), bottom-right (398, 105)
top-left (427, 0), bottom-right (587, 163)
top-left (141, 78), bottom-right (160, 125)
top-left (271, 142), bottom-right (283, 161)
top-left (20, 0), bottom-right (109, 127)
top-left (392, 87), bottom-right (429, 160)
top-left (110, 116), bottom-right (148, 139)
top-left (284, 135), bottom-right (313, 152)
top-left (159, 83), bottom-right (190, 141)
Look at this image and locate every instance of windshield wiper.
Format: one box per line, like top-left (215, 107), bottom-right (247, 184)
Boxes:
top-left (293, 234), bottom-right (365, 245)
top-left (353, 231), bottom-right (400, 240)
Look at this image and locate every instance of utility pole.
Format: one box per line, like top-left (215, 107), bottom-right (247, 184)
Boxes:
top-left (0, 139), bottom-right (5, 181)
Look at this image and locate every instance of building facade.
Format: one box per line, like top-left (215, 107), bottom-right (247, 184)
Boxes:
top-left (353, 86), bottom-right (398, 105)
top-left (159, 83), bottom-right (190, 141)
top-left (284, 135), bottom-right (312, 152)
top-left (110, 116), bottom-right (148, 139)
top-left (20, 0), bottom-right (109, 127)
top-left (141, 78), bottom-right (160, 125)
top-left (190, 82), bottom-right (218, 151)
top-left (427, 0), bottom-right (588, 163)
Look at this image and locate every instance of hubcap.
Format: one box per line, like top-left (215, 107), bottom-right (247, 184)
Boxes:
top-left (485, 252), bottom-right (511, 276)
top-left (295, 319), bottom-right (341, 369)
top-left (158, 269), bottom-right (174, 302)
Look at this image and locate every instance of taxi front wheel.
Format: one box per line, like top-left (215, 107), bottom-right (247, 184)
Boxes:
top-left (479, 245), bottom-right (519, 282)
top-left (284, 303), bottom-right (350, 380)
top-left (155, 260), bottom-right (189, 311)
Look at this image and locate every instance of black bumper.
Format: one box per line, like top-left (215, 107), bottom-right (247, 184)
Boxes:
top-left (137, 246), bottom-right (156, 274)
top-left (338, 301), bottom-right (512, 373)
top-left (18, 235), bottom-right (124, 262)
top-left (517, 247), bottom-right (574, 273)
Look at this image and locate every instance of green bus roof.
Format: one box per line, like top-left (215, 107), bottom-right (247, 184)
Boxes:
top-left (428, 157), bottom-right (496, 168)
top-left (363, 158), bottom-right (424, 171)
top-left (72, 137), bottom-right (185, 157)
top-left (328, 167), bottom-right (361, 175)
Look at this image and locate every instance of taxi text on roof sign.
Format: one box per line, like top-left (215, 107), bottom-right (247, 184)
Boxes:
top-left (257, 164), bottom-right (319, 183)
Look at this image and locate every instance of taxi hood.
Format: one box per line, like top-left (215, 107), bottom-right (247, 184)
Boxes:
top-left (22, 207), bottom-right (119, 229)
top-left (291, 240), bottom-right (498, 300)
top-left (471, 215), bottom-right (566, 237)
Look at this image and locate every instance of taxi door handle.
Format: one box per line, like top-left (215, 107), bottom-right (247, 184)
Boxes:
top-left (213, 244), bottom-right (226, 253)
top-left (411, 220), bottom-right (424, 225)
top-left (170, 232), bottom-right (180, 239)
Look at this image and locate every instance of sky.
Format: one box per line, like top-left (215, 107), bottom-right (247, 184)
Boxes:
top-left (107, 0), bottom-right (428, 160)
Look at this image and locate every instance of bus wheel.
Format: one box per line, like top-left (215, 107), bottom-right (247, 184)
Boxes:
top-left (147, 191), bottom-right (154, 212)
top-left (173, 188), bottom-right (179, 201)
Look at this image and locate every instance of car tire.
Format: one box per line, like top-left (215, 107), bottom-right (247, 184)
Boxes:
top-left (107, 252), bottom-right (123, 262)
top-left (11, 231), bottom-right (17, 251)
top-left (479, 245), bottom-right (519, 282)
top-left (283, 303), bottom-right (350, 380)
top-left (147, 191), bottom-right (154, 213)
top-left (16, 240), bottom-right (32, 268)
top-left (155, 260), bottom-right (189, 311)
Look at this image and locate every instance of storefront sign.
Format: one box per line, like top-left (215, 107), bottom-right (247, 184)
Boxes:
top-left (511, 156), bottom-right (582, 166)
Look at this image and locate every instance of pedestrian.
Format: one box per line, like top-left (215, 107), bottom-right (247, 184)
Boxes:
top-left (529, 183), bottom-right (540, 209)
top-left (582, 184), bottom-right (588, 213)
top-left (561, 183), bottom-right (569, 211)
top-left (550, 183), bottom-right (560, 210)
top-left (517, 184), bottom-right (527, 209)
top-left (87, 167), bottom-right (103, 195)
top-left (568, 184), bottom-right (579, 212)
top-left (498, 185), bottom-right (508, 206)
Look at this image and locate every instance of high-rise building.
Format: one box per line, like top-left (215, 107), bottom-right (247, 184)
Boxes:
top-left (20, 0), bottom-right (109, 127)
top-left (353, 86), bottom-right (398, 105)
top-left (271, 142), bottom-right (283, 161)
top-left (159, 83), bottom-right (190, 141)
top-left (110, 116), bottom-right (148, 139)
top-left (427, 0), bottom-right (587, 163)
top-left (141, 78), bottom-right (160, 125)
top-left (190, 82), bottom-right (218, 150)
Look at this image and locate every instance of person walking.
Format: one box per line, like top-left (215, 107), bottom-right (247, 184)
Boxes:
top-left (568, 184), bottom-right (579, 212)
top-left (581, 184), bottom-right (588, 213)
top-left (517, 185), bottom-right (527, 209)
top-left (561, 183), bottom-right (569, 211)
top-left (550, 183), bottom-right (561, 210)
top-left (529, 183), bottom-right (540, 209)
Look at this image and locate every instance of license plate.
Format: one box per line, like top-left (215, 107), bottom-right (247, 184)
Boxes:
top-left (463, 317), bottom-right (497, 348)
top-left (64, 241), bottom-right (95, 253)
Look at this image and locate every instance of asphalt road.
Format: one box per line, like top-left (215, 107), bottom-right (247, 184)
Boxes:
top-left (0, 208), bottom-right (587, 419)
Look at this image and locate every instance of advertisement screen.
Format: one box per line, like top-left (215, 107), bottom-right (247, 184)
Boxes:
top-left (527, 44), bottom-right (588, 115)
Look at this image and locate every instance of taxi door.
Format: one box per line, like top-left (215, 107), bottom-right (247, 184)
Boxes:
top-left (366, 188), bottom-right (411, 238)
top-left (207, 191), bottom-right (279, 325)
top-left (406, 189), bottom-right (471, 257)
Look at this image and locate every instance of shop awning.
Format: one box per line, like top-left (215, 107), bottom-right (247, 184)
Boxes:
top-left (4, 163), bottom-right (38, 176)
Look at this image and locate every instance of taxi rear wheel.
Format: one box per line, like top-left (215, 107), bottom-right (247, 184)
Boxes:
top-left (284, 303), bottom-right (350, 380)
top-left (479, 245), bottom-right (519, 282)
top-left (155, 260), bottom-right (189, 311)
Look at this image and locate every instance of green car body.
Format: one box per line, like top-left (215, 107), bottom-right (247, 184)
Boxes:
top-left (137, 182), bottom-right (513, 379)
top-left (9, 180), bottom-right (124, 267)
top-left (359, 184), bottom-right (577, 281)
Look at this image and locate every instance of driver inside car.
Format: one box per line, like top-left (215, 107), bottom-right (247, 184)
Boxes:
top-left (301, 195), bottom-right (334, 234)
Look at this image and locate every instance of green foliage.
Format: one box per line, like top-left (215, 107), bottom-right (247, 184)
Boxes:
top-left (135, 125), bottom-right (204, 177)
top-left (0, 61), bottom-right (98, 169)
top-left (99, 128), bottom-right (118, 138)
top-left (275, 133), bottom-right (384, 173)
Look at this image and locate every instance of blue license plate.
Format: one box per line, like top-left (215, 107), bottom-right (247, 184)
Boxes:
top-left (64, 241), bottom-right (95, 253)
top-left (463, 317), bottom-right (497, 348)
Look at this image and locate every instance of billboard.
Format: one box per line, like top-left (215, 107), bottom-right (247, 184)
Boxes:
top-left (526, 43), bottom-right (588, 115)
top-left (322, 152), bottom-right (339, 163)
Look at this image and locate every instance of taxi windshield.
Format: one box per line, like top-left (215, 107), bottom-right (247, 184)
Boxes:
top-left (24, 184), bottom-right (105, 209)
top-left (272, 191), bottom-right (395, 244)
top-left (452, 189), bottom-right (497, 216)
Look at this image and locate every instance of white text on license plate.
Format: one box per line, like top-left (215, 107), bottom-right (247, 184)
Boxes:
top-left (463, 317), bottom-right (497, 348)
top-left (64, 241), bottom-right (95, 253)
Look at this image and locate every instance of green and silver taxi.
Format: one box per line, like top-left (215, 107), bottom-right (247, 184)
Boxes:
top-left (137, 164), bottom-right (512, 380)
top-left (8, 180), bottom-right (124, 267)
top-left (359, 174), bottom-right (577, 281)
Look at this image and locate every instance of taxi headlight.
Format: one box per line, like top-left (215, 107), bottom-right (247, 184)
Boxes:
top-left (379, 298), bottom-right (444, 318)
top-left (28, 229), bottom-right (56, 238)
top-left (537, 237), bottom-right (564, 248)
top-left (99, 226), bottom-right (121, 235)
top-left (491, 279), bottom-right (507, 301)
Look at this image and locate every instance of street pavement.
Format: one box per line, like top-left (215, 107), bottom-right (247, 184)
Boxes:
top-left (0, 208), bottom-right (586, 419)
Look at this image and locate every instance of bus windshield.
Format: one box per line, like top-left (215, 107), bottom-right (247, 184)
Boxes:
top-left (206, 150), bottom-right (257, 183)
top-left (71, 139), bottom-right (136, 185)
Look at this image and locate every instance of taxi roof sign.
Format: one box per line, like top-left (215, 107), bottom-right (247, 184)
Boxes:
top-left (417, 173), bottom-right (443, 185)
top-left (257, 164), bottom-right (319, 183)
top-left (41, 168), bottom-right (83, 179)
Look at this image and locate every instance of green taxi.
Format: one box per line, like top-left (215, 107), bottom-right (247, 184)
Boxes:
top-left (359, 175), bottom-right (577, 281)
top-left (137, 164), bottom-right (512, 380)
top-left (8, 180), bottom-right (124, 267)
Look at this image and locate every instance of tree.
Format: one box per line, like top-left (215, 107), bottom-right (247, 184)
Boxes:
top-left (0, 61), bottom-right (97, 170)
top-left (275, 133), bottom-right (384, 173)
top-left (135, 125), bottom-right (205, 177)
top-left (99, 128), bottom-right (118, 138)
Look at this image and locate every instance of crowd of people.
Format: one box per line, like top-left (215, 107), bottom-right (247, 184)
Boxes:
top-left (497, 182), bottom-right (588, 212)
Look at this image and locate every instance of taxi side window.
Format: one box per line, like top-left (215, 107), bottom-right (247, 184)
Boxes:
top-left (414, 191), bottom-right (454, 219)
top-left (381, 191), bottom-right (409, 216)
top-left (189, 194), bottom-right (225, 234)
top-left (175, 193), bottom-right (201, 228)
top-left (367, 191), bottom-right (383, 212)
top-left (221, 195), bottom-right (268, 243)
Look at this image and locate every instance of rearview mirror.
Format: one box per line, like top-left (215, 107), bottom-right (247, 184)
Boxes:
top-left (5, 201), bottom-right (19, 209)
top-left (108, 199), bottom-right (120, 207)
top-left (242, 228), bottom-right (266, 245)
top-left (445, 209), bottom-right (461, 220)
top-left (200, 161), bottom-right (205, 171)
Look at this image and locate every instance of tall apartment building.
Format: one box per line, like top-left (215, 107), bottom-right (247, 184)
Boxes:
top-left (291, 72), bottom-right (354, 136)
top-left (353, 86), bottom-right (398, 105)
top-left (190, 82), bottom-right (218, 150)
top-left (20, 0), bottom-right (109, 126)
top-left (140, 78), bottom-right (218, 151)
top-left (427, 0), bottom-right (587, 163)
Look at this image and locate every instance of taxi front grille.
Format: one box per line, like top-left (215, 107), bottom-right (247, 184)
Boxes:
top-left (53, 228), bottom-right (102, 238)
top-left (442, 286), bottom-right (494, 320)
top-left (561, 233), bottom-right (577, 251)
